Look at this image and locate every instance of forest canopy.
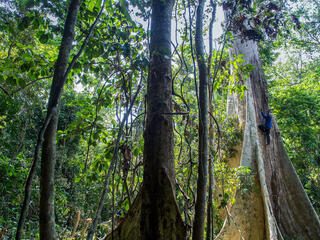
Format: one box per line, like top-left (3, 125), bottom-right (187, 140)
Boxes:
top-left (0, 0), bottom-right (319, 239)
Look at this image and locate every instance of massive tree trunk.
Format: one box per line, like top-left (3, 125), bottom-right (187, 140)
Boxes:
top-left (39, 0), bottom-right (81, 239)
top-left (105, 1), bottom-right (185, 239)
top-left (192, 0), bottom-right (209, 239)
top-left (141, 0), bottom-right (185, 238)
top-left (216, 28), bottom-right (320, 240)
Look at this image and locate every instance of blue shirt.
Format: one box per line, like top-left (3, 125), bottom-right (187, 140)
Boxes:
top-left (261, 111), bottom-right (272, 128)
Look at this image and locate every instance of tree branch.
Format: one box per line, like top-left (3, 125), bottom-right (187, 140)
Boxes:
top-left (64, 0), bottom-right (107, 80)
top-left (87, 74), bottom-right (143, 240)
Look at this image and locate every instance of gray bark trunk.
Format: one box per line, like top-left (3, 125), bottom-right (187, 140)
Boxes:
top-left (193, 0), bottom-right (209, 239)
top-left (216, 30), bottom-right (320, 240)
top-left (39, 1), bottom-right (81, 239)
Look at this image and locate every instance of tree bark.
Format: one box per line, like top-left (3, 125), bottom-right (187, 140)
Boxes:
top-left (207, 2), bottom-right (217, 240)
top-left (141, 0), bottom-right (185, 239)
top-left (105, 1), bottom-right (185, 239)
top-left (39, 0), bottom-right (81, 239)
top-left (16, 107), bottom-right (57, 240)
top-left (216, 15), bottom-right (320, 240)
top-left (193, 0), bottom-right (209, 239)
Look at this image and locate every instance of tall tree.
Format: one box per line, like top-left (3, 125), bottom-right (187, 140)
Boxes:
top-left (39, 0), bottom-right (81, 238)
top-left (217, 1), bottom-right (320, 239)
top-left (104, 0), bottom-right (185, 239)
top-left (192, 0), bottom-right (209, 239)
top-left (141, 0), bottom-right (181, 238)
top-left (207, 2), bottom-right (217, 239)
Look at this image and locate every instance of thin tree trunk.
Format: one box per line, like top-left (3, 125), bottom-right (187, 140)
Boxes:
top-left (207, 105), bottom-right (214, 240)
top-left (193, 0), bottom-right (209, 239)
top-left (39, 1), bottom-right (81, 238)
top-left (207, 2), bottom-right (217, 239)
top-left (16, 0), bottom-right (107, 237)
top-left (16, 107), bottom-right (57, 240)
top-left (86, 79), bottom-right (142, 240)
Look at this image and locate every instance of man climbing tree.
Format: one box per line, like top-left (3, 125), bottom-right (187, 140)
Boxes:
top-left (217, 0), bottom-right (320, 239)
top-left (259, 109), bottom-right (272, 145)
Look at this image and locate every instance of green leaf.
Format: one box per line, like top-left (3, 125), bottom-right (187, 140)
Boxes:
top-left (120, 0), bottom-right (136, 26)
top-left (18, 17), bottom-right (30, 31)
top-left (32, 17), bottom-right (40, 29)
top-left (6, 76), bottom-right (16, 85)
top-left (7, 24), bottom-right (15, 34)
top-left (18, 79), bottom-right (26, 87)
top-left (39, 32), bottom-right (49, 44)
top-left (88, 0), bottom-right (96, 12)
top-left (75, 177), bottom-right (81, 183)
top-left (21, 62), bottom-right (32, 72)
